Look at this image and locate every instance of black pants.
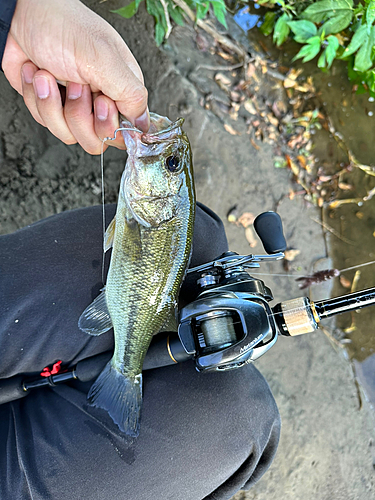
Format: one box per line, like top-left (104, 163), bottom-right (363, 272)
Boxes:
top-left (0, 203), bottom-right (280, 500)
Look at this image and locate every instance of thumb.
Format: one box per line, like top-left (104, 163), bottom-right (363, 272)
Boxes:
top-left (79, 30), bottom-right (150, 131)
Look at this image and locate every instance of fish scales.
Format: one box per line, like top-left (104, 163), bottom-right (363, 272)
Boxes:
top-left (107, 193), bottom-right (194, 377)
top-left (78, 113), bottom-right (195, 437)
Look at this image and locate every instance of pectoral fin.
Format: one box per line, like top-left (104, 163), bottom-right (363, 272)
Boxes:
top-left (104, 216), bottom-right (116, 252)
top-left (78, 289), bottom-right (112, 335)
top-left (159, 306), bottom-right (179, 333)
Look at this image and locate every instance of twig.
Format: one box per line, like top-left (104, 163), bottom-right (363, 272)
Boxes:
top-left (159, 0), bottom-right (173, 39)
top-left (310, 216), bottom-right (355, 245)
top-left (195, 62), bottom-right (244, 72)
top-left (171, 0), bottom-right (248, 61)
top-left (326, 117), bottom-right (375, 178)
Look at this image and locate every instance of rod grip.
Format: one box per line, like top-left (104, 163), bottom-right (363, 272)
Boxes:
top-left (0, 375), bottom-right (28, 404)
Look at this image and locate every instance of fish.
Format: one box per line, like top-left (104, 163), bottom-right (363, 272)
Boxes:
top-left (78, 113), bottom-right (196, 437)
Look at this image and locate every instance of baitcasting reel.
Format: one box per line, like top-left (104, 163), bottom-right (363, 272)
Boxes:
top-left (1, 212), bottom-right (375, 403)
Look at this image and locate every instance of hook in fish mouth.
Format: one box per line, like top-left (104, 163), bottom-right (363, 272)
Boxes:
top-left (119, 113), bottom-right (185, 137)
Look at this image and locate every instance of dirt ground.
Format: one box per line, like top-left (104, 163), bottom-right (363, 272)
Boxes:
top-left (1, 1), bottom-right (375, 499)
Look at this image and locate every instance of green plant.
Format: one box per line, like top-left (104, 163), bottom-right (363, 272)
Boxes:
top-left (112, 0), bottom-right (227, 46)
top-left (258, 0), bottom-right (375, 94)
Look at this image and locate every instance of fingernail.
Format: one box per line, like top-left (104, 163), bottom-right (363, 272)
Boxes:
top-left (22, 64), bottom-right (35, 84)
top-left (67, 82), bottom-right (82, 100)
top-left (34, 76), bottom-right (50, 99)
top-left (95, 100), bottom-right (109, 121)
top-left (134, 108), bottom-right (150, 132)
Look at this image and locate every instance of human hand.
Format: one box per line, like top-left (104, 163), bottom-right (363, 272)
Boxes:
top-left (2, 0), bottom-right (149, 154)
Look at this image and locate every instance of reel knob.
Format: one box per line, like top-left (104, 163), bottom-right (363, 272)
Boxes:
top-left (254, 211), bottom-right (287, 254)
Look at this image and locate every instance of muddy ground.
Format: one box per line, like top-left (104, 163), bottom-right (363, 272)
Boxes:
top-left (1, 1), bottom-right (375, 499)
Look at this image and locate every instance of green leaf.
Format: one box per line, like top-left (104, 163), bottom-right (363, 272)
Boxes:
top-left (146, 0), bottom-right (160, 19)
top-left (366, 0), bottom-right (375, 32)
top-left (273, 13), bottom-right (291, 47)
top-left (293, 36), bottom-right (321, 62)
top-left (211, 0), bottom-right (227, 28)
top-left (168, 3), bottom-right (184, 25)
top-left (341, 24), bottom-right (368, 58)
top-left (302, 0), bottom-right (353, 23)
top-left (354, 26), bottom-right (375, 71)
top-left (325, 35), bottom-right (340, 67)
top-left (112, 1), bottom-right (140, 19)
top-left (317, 11), bottom-right (352, 35)
top-left (196, 2), bottom-right (209, 20)
top-left (287, 20), bottom-right (317, 43)
top-left (155, 20), bottom-right (165, 46)
top-left (261, 11), bottom-right (277, 37)
top-left (318, 50), bottom-right (327, 67)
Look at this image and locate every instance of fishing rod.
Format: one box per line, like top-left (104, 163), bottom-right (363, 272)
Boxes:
top-left (1, 212), bottom-right (374, 404)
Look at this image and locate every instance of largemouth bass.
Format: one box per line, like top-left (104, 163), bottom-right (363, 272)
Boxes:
top-left (78, 113), bottom-right (195, 437)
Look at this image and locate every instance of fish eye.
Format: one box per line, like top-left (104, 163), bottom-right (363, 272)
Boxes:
top-left (166, 156), bottom-right (180, 172)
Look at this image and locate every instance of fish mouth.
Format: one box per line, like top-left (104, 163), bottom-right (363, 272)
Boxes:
top-left (120, 114), bottom-right (184, 140)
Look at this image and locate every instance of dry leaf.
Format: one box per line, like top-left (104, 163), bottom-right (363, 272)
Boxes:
top-left (229, 103), bottom-right (240, 121)
top-left (285, 155), bottom-right (300, 176)
top-left (250, 137), bottom-right (260, 150)
top-left (272, 100), bottom-right (287, 117)
top-left (224, 123), bottom-right (241, 136)
top-left (340, 275), bottom-right (352, 289)
top-left (319, 175), bottom-right (333, 182)
top-left (267, 114), bottom-right (279, 127)
top-left (355, 211), bottom-right (364, 219)
top-left (244, 100), bottom-right (257, 115)
top-left (214, 72), bottom-right (231, 86)
top-left (245, 226), bottom-right (257, 247)
top-left (328, 198), bottom-right (362, 208)
top-left (297, 155), bottom-right (307, 170)
top-left (230, 90), bottom-right (241, 102)
top-left (284, 78), bottom-right (297, 89)
top-left (195, 33), bottom-right (211, 52)
top-left (238, 212), bottom-right (255, 228)
top-left (217, 50), bottom-right (234, 62)
top-left (338, 182), bottom-right (353, 191)
top-left (284, 248), bottom-right (300, 261)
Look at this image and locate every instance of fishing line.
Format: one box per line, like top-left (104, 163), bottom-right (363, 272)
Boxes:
top-left (246, 259), bottom-right (375, 280)
top-left (100, 126), bottom-right (142, 283)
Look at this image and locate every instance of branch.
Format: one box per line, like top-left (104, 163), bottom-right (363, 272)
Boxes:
top-left (171, 0), bottom-right (247, 61)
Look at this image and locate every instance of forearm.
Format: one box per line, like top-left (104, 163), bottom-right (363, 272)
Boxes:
top-left (0, 0), bottom-right (17, 70)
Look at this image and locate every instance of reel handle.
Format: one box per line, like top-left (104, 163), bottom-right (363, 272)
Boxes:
top-left (254, 212), bottom-right (287, 254)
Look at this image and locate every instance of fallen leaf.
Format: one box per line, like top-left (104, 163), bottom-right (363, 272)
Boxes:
top-left (230, 90), bottom-right (242, 102)
top-left (245, 226), bottom-right (257, 247)
top-left (285, 155), bottom-right (299, 176)
top-left (195, 33), bottom-right (211, 52)
top-left (224, 123), bottom-right (241, 135)
top-left (297, 155), bottom-right (307, 170)
top-left (319, 175), bottom-right (333, 182)
top-left (340, 275), bottom-right (352, 288)
top-left (355, 211), bottom-right (364, 219)
top-left (214, 72), bottom-right (231, 86)
top-left (338, 182), bottom-right (353, 191)
top-left (244, 100), bottom-right (257, 115)
top-left (284, 248), bottom-right (300, 261)
top-left (246, 63), bottom-right (257, 80)
top-left (267, 114), bottom-right (279, 127)
top-left (250, 137), bottom-right (260, 150)
top-left (238, 212), bottom-right (255, 228)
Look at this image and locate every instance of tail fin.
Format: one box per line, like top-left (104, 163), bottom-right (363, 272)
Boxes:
top-left (87, 361), bottom-right (142, 437)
